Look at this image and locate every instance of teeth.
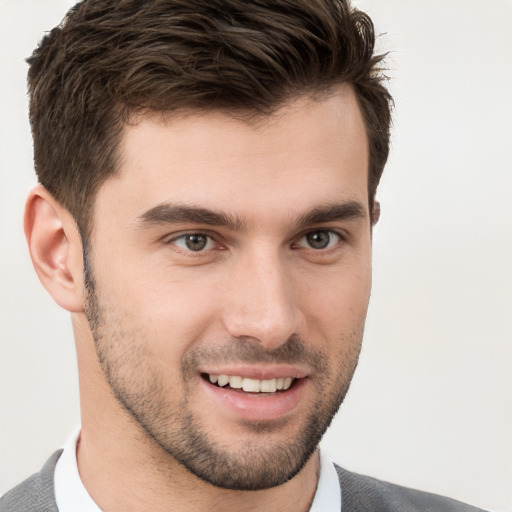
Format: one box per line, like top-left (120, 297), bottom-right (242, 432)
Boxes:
top-left (207, 374), bottom-right (295, 392)
top-left (242, 378), bottom-right (261, 392)
top-left (229, 376), bottom-right (243, 389)
top-left (217, 374), bottom-right (229, 387)
top-left (260, 379), bottom-right (277, 393)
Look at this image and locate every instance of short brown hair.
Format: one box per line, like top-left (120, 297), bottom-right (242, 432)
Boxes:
top-left (27, 0), bottom-right (392, 237)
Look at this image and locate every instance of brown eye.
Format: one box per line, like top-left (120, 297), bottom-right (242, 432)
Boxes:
top-left (170, 233), bottom-right (215, 252)
top-left (297, 230), bottom-right (341, 250)
top-left (184, 234), bottom-right (208, 251)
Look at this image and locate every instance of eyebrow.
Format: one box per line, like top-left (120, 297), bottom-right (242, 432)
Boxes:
top-left (137, 204), bottom-right (246, 231)
top-left (137, 200), bottom-right (367, 231)
top-left (296, 201), bottom-right (367, 228)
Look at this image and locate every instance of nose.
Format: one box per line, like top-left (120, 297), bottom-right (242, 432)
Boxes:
top-left (221, 247), bottom-right (302, 351)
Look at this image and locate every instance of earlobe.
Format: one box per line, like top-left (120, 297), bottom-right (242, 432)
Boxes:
top-left (24, 185), bottom-right (85, 312)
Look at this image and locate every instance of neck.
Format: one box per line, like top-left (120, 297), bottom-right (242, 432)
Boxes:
top-left (77, 423), bottom-right (320, 512)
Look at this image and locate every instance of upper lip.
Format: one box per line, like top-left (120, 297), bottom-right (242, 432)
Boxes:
top-left (199, 364), bottom-right (309, 380)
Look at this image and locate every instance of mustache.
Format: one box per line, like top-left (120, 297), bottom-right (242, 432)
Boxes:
top-left (181, 334), bottom-right (328, 376)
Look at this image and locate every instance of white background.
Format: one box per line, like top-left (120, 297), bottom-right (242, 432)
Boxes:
top-left (0, 1), bottom-right (510, 510)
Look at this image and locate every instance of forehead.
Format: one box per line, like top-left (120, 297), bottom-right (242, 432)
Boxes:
top-left (96, 85), bottom-right (369, 226)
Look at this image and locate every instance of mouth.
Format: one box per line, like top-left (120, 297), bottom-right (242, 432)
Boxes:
top-left (198, 368), bottom-right (308, 421)
top-left (201, 373), bottom-right (298, 394)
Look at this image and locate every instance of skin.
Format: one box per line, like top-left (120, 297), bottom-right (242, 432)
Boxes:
top-left (25, 84), bottom-right (373, 511)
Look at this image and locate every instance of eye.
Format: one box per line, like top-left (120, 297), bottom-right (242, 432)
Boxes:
top-left (168, 233), bottom-right (217, 252)
top-left (296, 230), bottom-right (341, 250)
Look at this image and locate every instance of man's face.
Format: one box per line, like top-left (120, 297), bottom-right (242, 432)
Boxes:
top-left (84, 86), bottom-right (372, 490)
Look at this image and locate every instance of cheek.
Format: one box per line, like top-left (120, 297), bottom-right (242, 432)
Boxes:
top-left (101, 264), bottom-right (224, 354)
top-left (296, 261), bottom-right (372, 331)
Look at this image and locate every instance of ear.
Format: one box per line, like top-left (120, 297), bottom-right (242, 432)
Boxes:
top-left (371, 200), bottom-right (381, 226)
top-left (24, 185), bottom-right (85, 312)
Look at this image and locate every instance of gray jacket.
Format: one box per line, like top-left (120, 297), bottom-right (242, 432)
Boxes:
top-left (0, 450), bottom-right (488, 511)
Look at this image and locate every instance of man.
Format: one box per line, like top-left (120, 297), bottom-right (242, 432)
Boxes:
top-left (0, 0), bottom-right (488, 511)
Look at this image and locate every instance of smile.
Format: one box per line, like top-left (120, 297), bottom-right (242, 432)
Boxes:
top-left (204, 374), bottom-right (296, 393)
top-left (198, 369), bottom-right (307, 421)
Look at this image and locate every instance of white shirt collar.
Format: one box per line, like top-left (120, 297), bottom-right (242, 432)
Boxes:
top-left (54, 427), bottom-right (101, 512)
top-left (54, 428), bottom-right (341, 511)
top-left (309, 448), bottom-right (342, 512)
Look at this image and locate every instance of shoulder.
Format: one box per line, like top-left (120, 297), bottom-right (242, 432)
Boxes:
top-left (334, 464), bottom-right (489, 512)
top-left (0, 450), bottom-right (62, 512)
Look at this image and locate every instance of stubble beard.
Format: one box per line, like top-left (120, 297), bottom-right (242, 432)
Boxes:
top-left (83, 253), bottom-right (363, 491)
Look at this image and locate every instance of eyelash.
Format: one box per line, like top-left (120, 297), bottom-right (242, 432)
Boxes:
top-left (165, 229), bottom-right (345, 254)
top-left (165, 232), bottom-right (219, 253)
top-left (292, 230), bottom-right (343, 251)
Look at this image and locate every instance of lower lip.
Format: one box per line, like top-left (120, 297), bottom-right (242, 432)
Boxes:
top-left (199, 376), bottom-right (307, 422)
